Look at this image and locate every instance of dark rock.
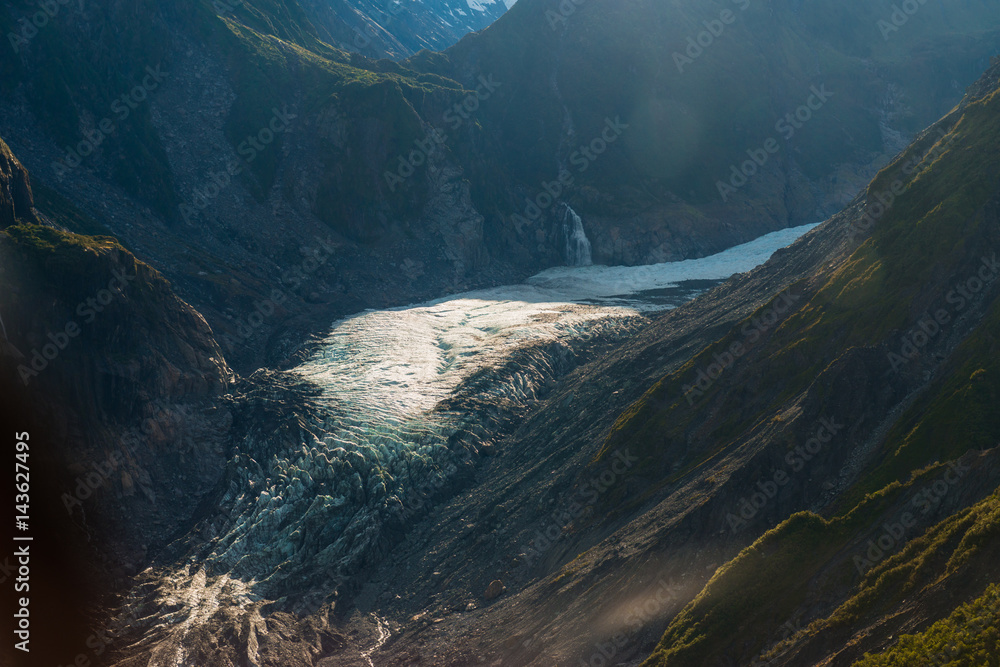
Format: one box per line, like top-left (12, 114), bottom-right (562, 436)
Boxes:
top-left (484, 580), bottom-right (506, 601)
top-left (0, 137), bottom-right (36, 229)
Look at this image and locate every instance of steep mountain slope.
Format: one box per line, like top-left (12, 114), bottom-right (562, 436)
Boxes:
top-left (0, 138), bottom-right (235, 667)
top-left (295, 0), bottom-right (513, 59)
top-left (3, 0), bottom-right (999, 375)
top-left (1, 23), bottom-right (999, 667)
top-left (1, 0), bottom-right (520, 372)
top-left (322, 59), bottom-right (1000, 666)
top-left (627, 60), bottom-right (1000, 667)
top-left (431, 0), bottom-right (1000, 263)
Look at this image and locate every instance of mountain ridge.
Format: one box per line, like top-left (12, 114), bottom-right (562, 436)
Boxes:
top-left (2, 4), bottom-right (1000, 666)
top-left (3, 0), bottom-right (1000, 373)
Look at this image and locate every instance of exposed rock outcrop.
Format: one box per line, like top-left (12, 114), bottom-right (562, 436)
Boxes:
top-left (0, 135), bottom-right (235, 580)
top-left (0, 136), bottom-right (35, 229)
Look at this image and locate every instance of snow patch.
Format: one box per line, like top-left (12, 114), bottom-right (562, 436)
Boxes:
top-left (465, 0), bottom-right (495, 11)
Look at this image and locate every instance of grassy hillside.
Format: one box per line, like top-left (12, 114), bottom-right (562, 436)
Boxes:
top-left (853, 584), bottom-right (1000, 666)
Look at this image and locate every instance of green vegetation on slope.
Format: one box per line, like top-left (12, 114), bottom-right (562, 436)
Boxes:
top-left (635, 67), bottom-right (1000, 667)
top-left (837, 295), bottom-right (1000, 511)
top-left (599, 77), bottom-right (1000, 488)
top-left (852, 585), bottom-right (1000, 667)
top-left (1, 223), bottom-right (170, 309)
top-left (643, 470), bottom-right (1000, 667)
top-left (640, 511), bottom-right (854, 666)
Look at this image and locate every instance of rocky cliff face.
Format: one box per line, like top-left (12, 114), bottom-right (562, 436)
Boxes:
top-left (432, 0), bottom-right (1000, 265)
top-left (0, 136), bottom-right (243, 666)
top-left (0, 155), bottom-right (235, 583)
top-left (0, 137), bottom-right (35, 229)
top-left (0, 0), bottom-right (530, 372)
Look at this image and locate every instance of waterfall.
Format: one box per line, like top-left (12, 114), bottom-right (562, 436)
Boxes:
top-left (561, 204), bottom-right (593, 267)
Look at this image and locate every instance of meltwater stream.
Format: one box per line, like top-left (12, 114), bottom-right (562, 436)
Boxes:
top-left (126, 223), bottom-right (817, 665)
